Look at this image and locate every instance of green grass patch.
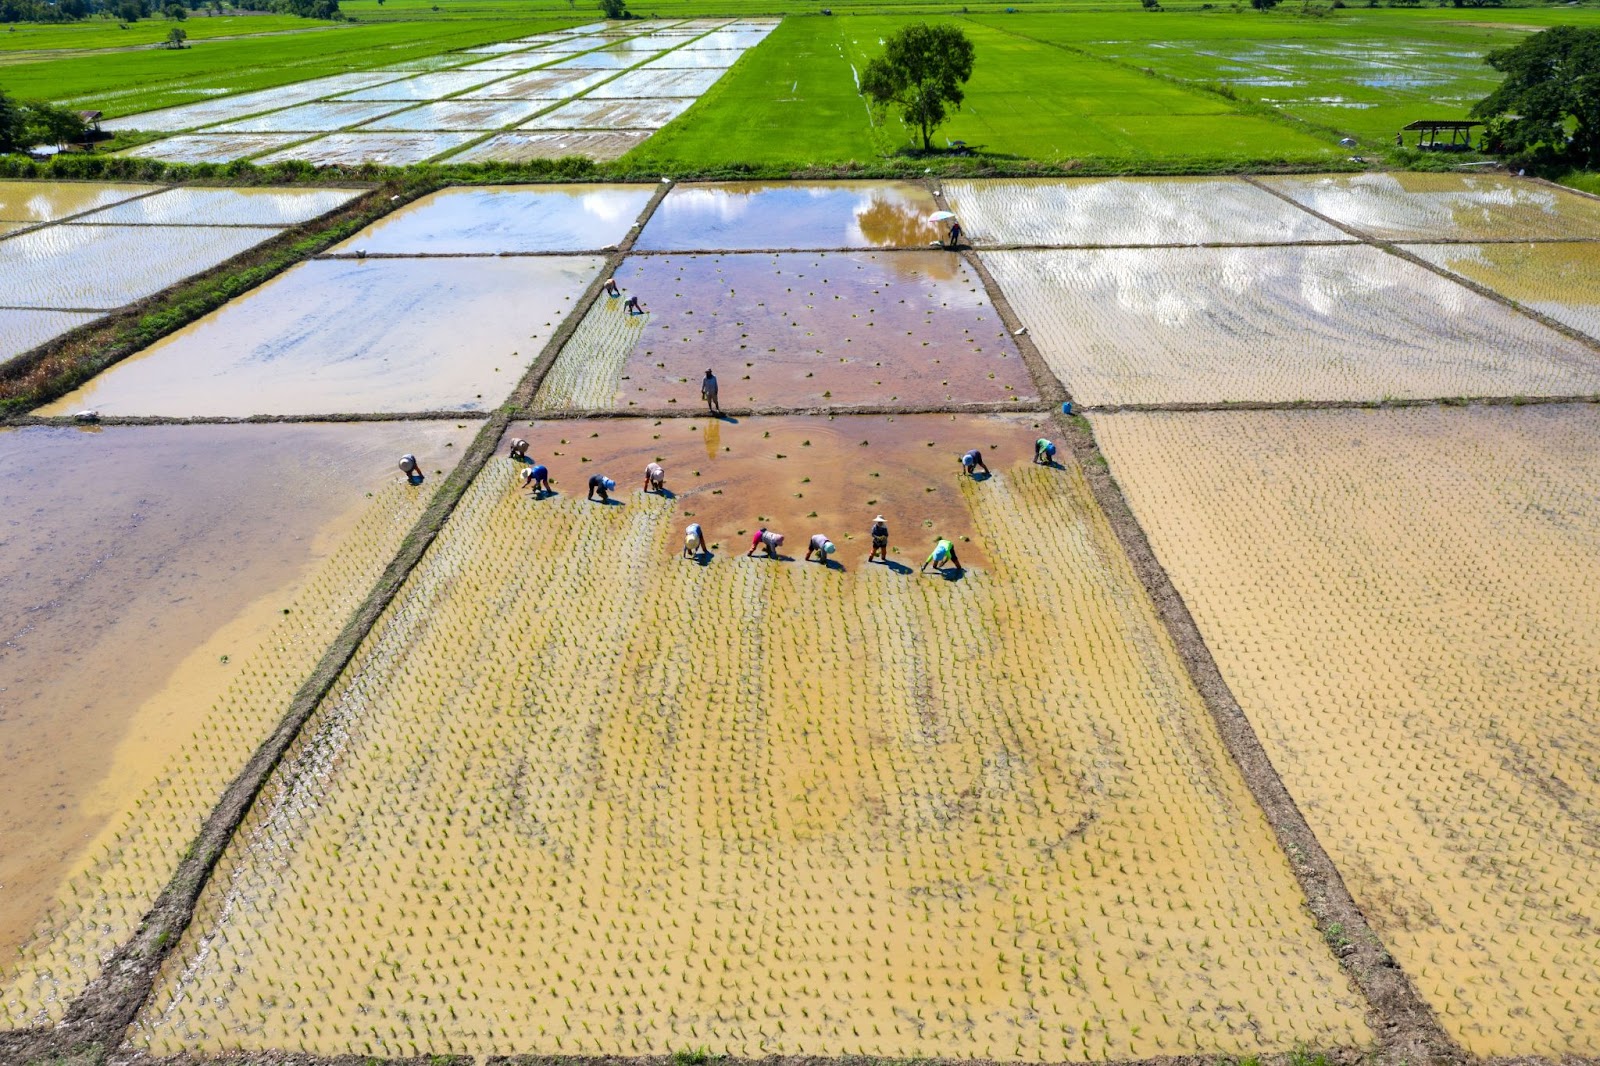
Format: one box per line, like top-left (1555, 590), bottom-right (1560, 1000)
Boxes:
top-left (974, 8), bottom-right (1600, 146)
top-left (631, 13), bottom-right (1338, 169)
top-left (0, 14), bottom-right (339, 52)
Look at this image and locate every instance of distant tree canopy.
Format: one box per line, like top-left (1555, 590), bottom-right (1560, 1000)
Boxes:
top-left (0, 92), bottom-right (87, 151)
top-left (598, 0), bottom-right (628, 17)
top-left (0, 0), bottom-right (336, 23)
top-left (1472, 26), bottom-right (1600, 168)
top-left (859, 22), bottom-right (975, 152)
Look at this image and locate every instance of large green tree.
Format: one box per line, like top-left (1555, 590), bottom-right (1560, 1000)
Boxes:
top-left (0, 89), bottom-right (23, 154)
top-left (1472, 26), bottom-right (1600, 167)
top-left (859, 22), bottom-right (975, 153)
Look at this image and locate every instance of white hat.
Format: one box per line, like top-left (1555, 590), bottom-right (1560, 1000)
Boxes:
top-left (602, 477), bottom-right (616, 489)
top-left (874, 515), bottom-right (885, 522)
top-left (823, 541), bottom-right (836, 554)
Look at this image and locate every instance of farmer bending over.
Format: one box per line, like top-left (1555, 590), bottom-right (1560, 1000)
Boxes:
top-left (959, 449), bottom-right (990, 477)
top-left (921, 537), bottom-right (961, 574)
top-left (588, 474), bottom-right (616, 502)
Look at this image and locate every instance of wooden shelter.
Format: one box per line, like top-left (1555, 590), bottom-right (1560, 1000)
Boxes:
top-left (1401, 119), bottom-right (1481, 152)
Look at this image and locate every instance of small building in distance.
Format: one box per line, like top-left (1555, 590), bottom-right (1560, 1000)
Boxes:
top-left (1400, 119), bottom-right (1482, 152)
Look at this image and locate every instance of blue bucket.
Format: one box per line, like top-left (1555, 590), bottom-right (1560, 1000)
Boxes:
top-left (1061, 402), bottom-right (1073, 415)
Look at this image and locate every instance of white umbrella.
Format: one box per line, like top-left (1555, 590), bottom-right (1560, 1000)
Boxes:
top-left (928, 210), bottom-right (957, 223)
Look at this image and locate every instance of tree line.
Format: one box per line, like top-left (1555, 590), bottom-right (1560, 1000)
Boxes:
top-left (0, 0), bottom-right (337, 24)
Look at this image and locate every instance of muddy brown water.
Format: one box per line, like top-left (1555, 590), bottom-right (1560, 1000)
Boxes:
top-left (1409, 241), bottom-right (1600, 342)
top-left (505, 413), bottom-right (1051, 568)
top-left (1261, 172), bottom-right (1600, 242)
top-left (638, 182), bottom-right (942, 251)
top-left (0, 421), bottom-right (467, 965)
top-left (332, 184), bottom-right (654, 255)
top-left (588, 252), bottom-right (1033, 409)
top-left (38, 255), bottom-right (602, 417)
top-left (80, 186), bottom-right (360, 227)
top-left (0, 182), bottom-right (160, 224)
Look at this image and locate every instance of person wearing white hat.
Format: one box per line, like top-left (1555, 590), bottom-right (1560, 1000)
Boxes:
top-left (869, 515), bottom-right (890, 563)
top-left (587, 473), bottom-right (616, 502)
top-left (399, 454), bottom-right (422, 483)
top-left (643, 461), bottom-right (666, 493)
top-left (804, 533), bottom-right (836, 563)
top-left (508, 438), bottom-right (530, 461)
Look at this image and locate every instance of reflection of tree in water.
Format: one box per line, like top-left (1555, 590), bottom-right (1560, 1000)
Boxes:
top-left (854, 194), bottom-right (939, 250)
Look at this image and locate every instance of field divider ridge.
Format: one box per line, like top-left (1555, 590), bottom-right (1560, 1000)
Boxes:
top-left (7, 409), bottom-right (494, 428)
top-left (27, 179), bottom-right (674, 1063)
top-left (931, 182), bottom-right (1070, 410)
top-left (1242, 174), bottom-right (1600, 360)
top-left (513, 399), bottom-right (1055, 420)
top-left (0, 182), bottom-right (173, 242)
top-left (1078, 394), bottom-right (1600, 415)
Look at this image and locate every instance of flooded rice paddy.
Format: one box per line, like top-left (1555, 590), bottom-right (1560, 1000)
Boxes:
top-left (982, 245), bottom-right (1600, 406)
top-left (354, 100), bottom-right (549, 132)
top-left (450, 130), bottom-right (651, 162)
top-left (332, 71), bottom-right (509, 103)
top-left (132, 415), bottom-right (1366, 1060)
top-left (3, 223), bottom-right (287, 310)
top-left (205, 101), bottom-right (414, 133)
top-left (522, 95), bottom-right (695, 129)
top-left (113, 19), bottom-right (772, 164)
top-left (588, 66), bottom-right (725, 97)
top-left (0, 309), bottom-right (98, 362)
top-left (942, 177), bottom-right (1350, 246)
top-left (101, 73), bottom-right (404, 132)
top-left (1091, 404), bottom-right (1600, 1057)
top-left (0, 182), bottom-right (160, 224)
top-left (256, 132), bottom-right (479, 166)
top-left (77, 186), bottom-right (360, 227)
top-left (0, 421), bottom-right (468, 1022)
top-left (1408, 242), bottom-right (1600, 343)
top-left (38, 256), bottom-right (602, 417)
top-left (1261, 173), bottom-right (1600, 242)
top-left (118, 133), bottom-right (308, 164)
top-left (637, 181), bottom-right (941, 251)
top-left (332, 183), bottom-right (653, 255)
top-left (534, 251), bottom-right (1033, 411)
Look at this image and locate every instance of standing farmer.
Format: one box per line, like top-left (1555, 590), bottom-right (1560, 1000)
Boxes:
top-left (869, 514), bottom-right (889, 563)
top-left (701, 369), bottom-right (721, 415)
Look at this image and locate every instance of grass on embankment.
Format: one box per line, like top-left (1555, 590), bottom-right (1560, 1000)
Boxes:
top-left (1, 16), bottom-right (584, 117)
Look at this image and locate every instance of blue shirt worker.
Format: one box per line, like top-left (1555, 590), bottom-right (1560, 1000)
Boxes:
top-left (521, 464), bottom-right (551, 496)
top-left (959, 449), bottom-right (990, 477)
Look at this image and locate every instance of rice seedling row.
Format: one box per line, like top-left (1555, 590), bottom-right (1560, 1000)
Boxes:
top-left (1089, 404), bottom-right (1600, 1057)
top-left (133, 418), bottom-right (1367, 1059)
